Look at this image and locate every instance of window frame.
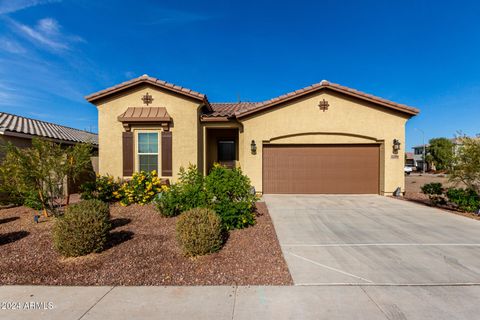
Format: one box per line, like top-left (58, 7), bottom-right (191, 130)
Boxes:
top-left (135, 130), bottom-right (160, 173)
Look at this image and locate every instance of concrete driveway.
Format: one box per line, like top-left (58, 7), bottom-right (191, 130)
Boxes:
top-left (264, 194), bottom-right (480, 285)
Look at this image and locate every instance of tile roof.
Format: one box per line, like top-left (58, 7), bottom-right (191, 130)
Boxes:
top-left (204, 102), bottom-right (262, 118)
top-left (86, 74), bottom-right (211, 109)
top-left (0, 112), bottom-right (98, 145)
top-left (86, 75), bottom-right (419, 121)
top-left (201, 80), bottom-right (419, 120)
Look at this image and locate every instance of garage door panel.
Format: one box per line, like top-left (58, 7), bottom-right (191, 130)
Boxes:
top-left (263, 144), bottom-right (379, 194)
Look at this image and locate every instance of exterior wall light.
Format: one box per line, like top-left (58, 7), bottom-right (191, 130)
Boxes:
top-left (251, 140), bottom-right (257, 154)
top-left (393, 139), bottom-right (401, 154)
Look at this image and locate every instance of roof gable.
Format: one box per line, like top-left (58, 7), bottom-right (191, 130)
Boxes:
top-left (86, 74), bottom-right (211, 110)
top-left (235, 80), bottom-right (419, 118)
top-left (201, 80), bottom-right (419, 121)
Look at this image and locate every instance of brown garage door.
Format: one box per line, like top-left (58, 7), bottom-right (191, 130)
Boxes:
top-left (263, 144), bottom-right (380, 194)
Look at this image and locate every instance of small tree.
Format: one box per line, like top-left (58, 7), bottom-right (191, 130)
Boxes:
top-left (426, 138), bottom-right (454, 171)
top-left (65, 142), bottom-right (93, 205)
top-left (449, 136), bottom-right (480, 193)
top-left (0, 138), bottom-right (93, 215)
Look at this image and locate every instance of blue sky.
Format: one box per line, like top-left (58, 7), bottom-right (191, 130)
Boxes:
top-left (0, 0), bottom-right (479, 149)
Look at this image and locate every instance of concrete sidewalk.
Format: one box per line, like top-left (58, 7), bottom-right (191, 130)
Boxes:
top-left (1, 285), bottom-right (480, 320)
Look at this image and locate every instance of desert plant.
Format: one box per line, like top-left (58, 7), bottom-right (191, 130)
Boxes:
top-left (155, 165), bottom-right (207, 217)
top-left (0, 138), bottom-right (93, 215)
top-left (176, 208), bottom-right (224, 256)
top-left (80, 174), bottom-right (121, 203)
top-left (205, 164), bottom-right (257, 229)
top-left (53, 199), bottom-right (111, 257)
top-left (176, 165), bottom-right (208, 209)
top-left (449, 135), bottom-right (480, 193)
top-left (155, 184), bottom-right (183, 217)
top-left (446, 188), bottom-right (480, 212)
top-left (23, 190), bottom-right (43, 210)
top-left (116, 170), bottom-right (167, 206)
top-left (64, 142), bottom-right (94, 205)
top-left (421, 182), bottom-right (446, 205)
top-left (155, 164), bottom-right (257, 229)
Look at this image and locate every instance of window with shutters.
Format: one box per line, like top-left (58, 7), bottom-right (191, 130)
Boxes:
top-left (137, 132), bottom-right (159, 172)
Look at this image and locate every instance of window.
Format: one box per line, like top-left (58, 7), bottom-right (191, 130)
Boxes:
top-left (138, 132), bottom-right (158, 172)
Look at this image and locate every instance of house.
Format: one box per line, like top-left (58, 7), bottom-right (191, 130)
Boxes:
top-left (86, 75), bottom-right (419, 195)
top-left (0, 112), bottom-right (98, 150)
top-left (405, 152), bottom-right (415, 168)
top-left (412, 144), bottom-right (427, 171)
top-left (0, 112), bottom-right (99, 195)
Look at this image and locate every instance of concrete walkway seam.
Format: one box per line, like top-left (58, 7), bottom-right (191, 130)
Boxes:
top-left (77, 286), bottom-right (115, 320)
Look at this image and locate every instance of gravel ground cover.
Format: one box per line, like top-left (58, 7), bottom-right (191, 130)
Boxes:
top-left (0, 202), bottom-right (292, 286)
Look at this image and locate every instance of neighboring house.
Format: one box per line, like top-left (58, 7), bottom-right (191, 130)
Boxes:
top-left (405, 152), bottom-right (415, 168)
top-left (412, 144), bottom-right (428, 171)
top-left (0, 112), bottom-right (98, 148)
top-left (0, 112), bottom-right (99, 196)
top-left (86, 75), bottom-right (419, 195)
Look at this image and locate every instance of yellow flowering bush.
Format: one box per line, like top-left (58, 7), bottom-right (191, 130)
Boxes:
top-left (116, 170), bottom-right (167, 206)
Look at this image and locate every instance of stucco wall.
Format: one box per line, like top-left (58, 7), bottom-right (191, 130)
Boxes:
top-left (238, 91), bottom-right (408, 195)
top-left (96, 85), bottom-right (202, 181)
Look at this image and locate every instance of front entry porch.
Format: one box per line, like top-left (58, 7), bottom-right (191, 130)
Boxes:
top-left (205, 127), bottom-right (239, 174)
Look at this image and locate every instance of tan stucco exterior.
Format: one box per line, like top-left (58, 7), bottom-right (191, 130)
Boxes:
top-left (96, 85), bottom-right (203, 181)
top-left (237, 91), bottom-right (408, 195)
top-left (91, 79), bottom-right (414, 195)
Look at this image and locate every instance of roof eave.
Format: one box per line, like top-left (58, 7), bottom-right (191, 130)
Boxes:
top-left (200, 116), bottom-right (232, 122)
top-left (0, 130), bottom-right (98, 146)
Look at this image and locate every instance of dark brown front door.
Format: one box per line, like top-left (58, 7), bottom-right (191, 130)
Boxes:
top-left (218, 140), bottom-right (236, 169)
top-left (263, 144), bottom-right (380, 194)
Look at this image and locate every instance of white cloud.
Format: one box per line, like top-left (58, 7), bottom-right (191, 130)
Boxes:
top-left (0, 0), bottom-right (60, 15)
top-left (0, 37), bottom-right (27, 53)
top-left (37, 17), bottom-right (60, 34)
top-left (16, 20), bottom-right (68, 50)
top-left (7, 17), bottom-right (84, 52)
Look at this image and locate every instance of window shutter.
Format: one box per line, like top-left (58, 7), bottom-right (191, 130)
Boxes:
top-left (122, 132), bottom-right (134, 176)
top-left (161, 131), bottom-right (172, 176)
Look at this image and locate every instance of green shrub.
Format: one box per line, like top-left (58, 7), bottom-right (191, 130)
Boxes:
top-left (421, 182), bottom-right (446, 205)
top-left (177, 165), bottom-right (208, 209)
top-left (446, 188), bottom-right (480, 212)
top-left (155, 165), bottom-right (207, 217)
top-left (53, 199), bottom-right (111, 257)
top-left (156, 164), bottom-right (257, 229)
top-left (176, 208), bottom-right (224, 256)
top-left (421, 182), bottom-right (444, 195)
top-left (205, 164), bottom-right (257, 229)
top-left (80, 174), bottom-right (121, 203)
top-left (156, 184), bottom-right (183, 217)
top-left (23, 190), bottom-right (43, 210)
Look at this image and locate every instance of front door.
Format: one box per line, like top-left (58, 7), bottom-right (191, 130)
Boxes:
top-left (218, 140), bottom-right (236, 169)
